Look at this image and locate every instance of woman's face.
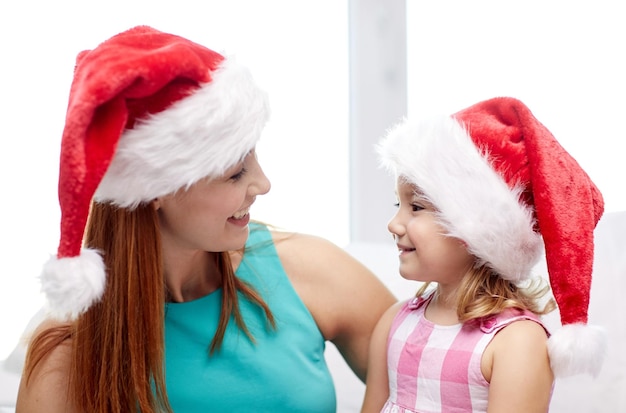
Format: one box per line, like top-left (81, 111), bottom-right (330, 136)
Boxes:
top-left (154, 149), bottom-right (270, 254)
top-left (387, 179), bottom-right (474, 286)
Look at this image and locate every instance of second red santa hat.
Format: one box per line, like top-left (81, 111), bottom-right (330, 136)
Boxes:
top-left (378, 96), bottom-right (606, 377)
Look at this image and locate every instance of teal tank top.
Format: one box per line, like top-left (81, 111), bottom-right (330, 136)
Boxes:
top-left (163, 223), bottom-right (336, 412)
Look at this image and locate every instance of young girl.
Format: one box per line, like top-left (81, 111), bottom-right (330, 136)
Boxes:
top-left (15, 26), bottom-right (396, 412)
top-left (362, 97), bottom-right (606, 413)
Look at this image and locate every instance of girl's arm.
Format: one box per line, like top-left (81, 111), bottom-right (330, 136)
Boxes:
top-left (484, 320), bottom-right (554, 413)
top-left (360, 301), bottom-right (404, 413)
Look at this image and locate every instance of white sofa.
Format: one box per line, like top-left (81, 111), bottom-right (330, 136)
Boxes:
top-left (2, 210), bottom-right (625, 412)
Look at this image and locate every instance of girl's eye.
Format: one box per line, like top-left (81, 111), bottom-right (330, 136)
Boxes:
top-left (230, 167), bottom-right (248, 181)
top-left (393, 202), bottom-right (423, 212)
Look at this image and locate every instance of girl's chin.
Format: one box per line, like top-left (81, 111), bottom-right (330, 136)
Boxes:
top-left (398, 268), bottom-right (427, 283)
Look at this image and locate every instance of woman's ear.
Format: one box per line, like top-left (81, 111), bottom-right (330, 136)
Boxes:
top-left (151, 198), bottom-right (161, 211)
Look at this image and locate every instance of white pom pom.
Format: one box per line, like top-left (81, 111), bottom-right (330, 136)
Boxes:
top-left (40, 248), bottom-right (106, 321)
top-left (547, 323), bottom-right (607, 377)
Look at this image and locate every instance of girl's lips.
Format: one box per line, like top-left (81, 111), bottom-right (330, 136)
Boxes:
top-left (396, 244), bottom-right (416, 256)
top-left (228, 213), bottom-right (250, 227)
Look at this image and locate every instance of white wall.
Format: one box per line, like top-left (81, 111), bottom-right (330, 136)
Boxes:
top-left (405, 0), bottom-right (626, 214)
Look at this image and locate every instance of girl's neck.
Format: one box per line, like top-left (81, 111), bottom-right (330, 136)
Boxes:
top-left (424, 288), bottom-right (460, 326)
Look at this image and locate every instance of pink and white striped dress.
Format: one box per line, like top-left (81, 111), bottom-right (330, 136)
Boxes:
top-left (382, 292), bottom-right (547, 413)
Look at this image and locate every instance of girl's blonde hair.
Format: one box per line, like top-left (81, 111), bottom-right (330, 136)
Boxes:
top-left (416, 265), bottom-right (556, 324)
top-left (23, 202), bottom-right (275, 412)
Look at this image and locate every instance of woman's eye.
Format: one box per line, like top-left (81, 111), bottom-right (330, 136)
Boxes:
top-left (411, 204), bottom-right (424, 212)
top-left (393, 202), bottom-right (400, 208)
top-left (230, 167), bottom-right (248, 181)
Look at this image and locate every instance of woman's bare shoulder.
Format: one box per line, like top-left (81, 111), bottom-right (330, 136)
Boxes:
top-left (268, 229), bottom-right (397, 299)
top-left (270, 229), bottom-right (361, 268)
top-left (16, 318), bottom-right (76, 412)
top-left (269, 227), bottom-right (334, 247)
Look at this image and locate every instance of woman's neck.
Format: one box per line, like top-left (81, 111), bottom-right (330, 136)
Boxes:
top-left (164, 250), bottom-right (223, 302)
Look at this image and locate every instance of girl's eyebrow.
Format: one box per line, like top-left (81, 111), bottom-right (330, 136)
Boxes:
top-left (409, 188), bottom-right (436, 209)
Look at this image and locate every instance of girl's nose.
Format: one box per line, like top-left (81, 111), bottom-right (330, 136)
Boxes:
top-left (387, 212), bottom-right (404, 238)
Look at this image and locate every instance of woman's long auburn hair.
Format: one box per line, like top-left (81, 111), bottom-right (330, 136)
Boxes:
top-left (23, 201), bottom-right (275, 412)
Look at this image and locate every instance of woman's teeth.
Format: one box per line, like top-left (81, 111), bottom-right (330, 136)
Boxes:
top-left (232, 208), bottom-right (249, 219)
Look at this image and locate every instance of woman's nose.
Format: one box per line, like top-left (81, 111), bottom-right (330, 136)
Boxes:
top-left (252, 161), bottom-right (271, 196)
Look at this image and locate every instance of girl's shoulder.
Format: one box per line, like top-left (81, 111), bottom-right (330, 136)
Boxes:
top-left (479, 308), bottom-right (547, 334)
top-left (481, 314), bottom-right (551, 383)
top-left (489, 317), bottom-right (550, 345)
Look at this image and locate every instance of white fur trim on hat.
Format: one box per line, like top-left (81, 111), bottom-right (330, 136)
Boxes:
top-left (378, 116), bottom-right (543, 283)
top-left (40, 248), bottom-right (106, 321)
top-left (547, 323), bottom-right (607, 377)
top-left (94, 57), bottom-right (270, 208)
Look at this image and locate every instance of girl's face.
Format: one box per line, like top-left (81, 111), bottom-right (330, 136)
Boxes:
top-left (154, 149), bottom-right (271, 254)
top-left (387, 179), bottom-right (474, 286)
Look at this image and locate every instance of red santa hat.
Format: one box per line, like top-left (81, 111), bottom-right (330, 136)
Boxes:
top-left (41, 26), bottom-right (270, 320)
top-left (378, 97), bottom-right (606, 377)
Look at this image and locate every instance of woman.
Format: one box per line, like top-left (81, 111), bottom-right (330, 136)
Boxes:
top-left (16, 26), bottom-right (396, 412)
